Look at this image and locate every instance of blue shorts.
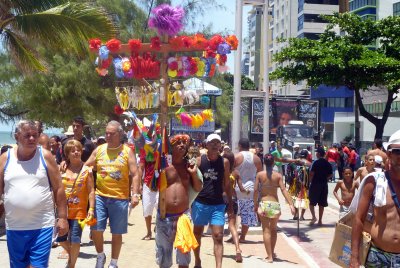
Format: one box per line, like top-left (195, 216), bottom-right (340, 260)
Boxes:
top-left (191, 201), bottom-right (226, 226)
top-left (57, 219), bottom-right (83, 244)
top-left (7, 227), bottom-right (53, 268)
top-left (91, 195), bottom-right (129, 234)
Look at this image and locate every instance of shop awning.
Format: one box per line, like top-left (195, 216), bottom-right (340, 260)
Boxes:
top-left (183, 77), bottom-right (222, 96)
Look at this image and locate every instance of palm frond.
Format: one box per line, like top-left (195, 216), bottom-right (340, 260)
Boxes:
top-left (2, 28), bottom-right (47, 72)
top-left (0, 0), bottom-right (67, 16)
top-left (8, 2), bottom-right (117, 56)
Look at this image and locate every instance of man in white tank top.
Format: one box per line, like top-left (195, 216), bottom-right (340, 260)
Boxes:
top-left (234, 138), bottom-right (263, 242)
top-left (0, 120), bottom-right (68, 268)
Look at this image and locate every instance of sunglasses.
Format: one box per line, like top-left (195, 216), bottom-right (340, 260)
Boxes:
top-left (388, 148), bottom-right (400, 155)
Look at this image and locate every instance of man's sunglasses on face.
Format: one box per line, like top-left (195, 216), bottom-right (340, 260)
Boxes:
top-left (388, 148), bottom-right (400, 155)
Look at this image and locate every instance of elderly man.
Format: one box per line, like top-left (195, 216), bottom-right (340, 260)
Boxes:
top-left (192, 134), bottom-right (232, 268)
top-left (85, 121), bottom-right (140, 268)
top-left (350, 130), bottom-right (400, 267)
top-left (0, 120), bottom-right (68, 268)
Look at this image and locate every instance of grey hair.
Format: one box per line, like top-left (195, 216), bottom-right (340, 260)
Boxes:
top-left (15, 120), bottom-right (37, 134)
top-left (107, 120), bottom-right (124, 136)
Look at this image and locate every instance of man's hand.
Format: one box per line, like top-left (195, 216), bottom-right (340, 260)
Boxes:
top-left (57, 218), bottom-right (69, 237)
top-left (187, 163), bottom-right (197, 175)
top-left (87, 209), bottom-right (95, 219)
top-left (130, 195), bottom-right (140, 209)
top-left (338, 199), bottom-right (345, 206)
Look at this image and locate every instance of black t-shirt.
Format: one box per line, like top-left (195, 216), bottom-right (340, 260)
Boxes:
top-left (195, 154), bottom-right (225, 205)
top-left (61, 136), bottom-right (95, 162)
top-left (310, 158), bottom-right (332, 185)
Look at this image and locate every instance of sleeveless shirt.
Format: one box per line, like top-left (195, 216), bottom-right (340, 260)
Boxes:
top-left (95, 144), bottom-right (130, 199)
top-left (62, 165), bottom-right (92, 219)
top-left (236, 151), bottom-right (257, 200)
top-left (4, 147), bottom-right (55, 230)
top-left (195, 154), bottom-right (225, 205)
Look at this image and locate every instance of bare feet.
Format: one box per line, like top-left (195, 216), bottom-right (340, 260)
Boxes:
top-left (318, 221), bottom-right (323, 226)
top-left (225, 237), bottom-right (234, 243)
top-left (309, 218), bottom-right (317, 226)
top-left (265, 257), bottom-right (273, 263)
top-left (235, 252), bottom-right (243, 263)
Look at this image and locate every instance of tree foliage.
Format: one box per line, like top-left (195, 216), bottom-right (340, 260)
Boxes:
top-left (271, 13), bottom-right (400, 139)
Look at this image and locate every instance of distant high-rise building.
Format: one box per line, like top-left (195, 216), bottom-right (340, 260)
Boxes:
top-left (241, 51), bottom-right (250, 76)
top-left (247, 6), bottom-right (263, 89)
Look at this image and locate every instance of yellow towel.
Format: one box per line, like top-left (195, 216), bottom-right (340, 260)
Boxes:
top-left (173, 214), bottom-right (199, 253)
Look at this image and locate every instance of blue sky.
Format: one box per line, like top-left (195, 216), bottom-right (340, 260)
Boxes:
top-left (0, 0), bottom-right (249, 132)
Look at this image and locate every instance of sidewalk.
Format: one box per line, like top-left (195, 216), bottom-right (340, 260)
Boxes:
top-left (0, 201), bottom-right (313, 267)
top-left (276, 190), bottom-right (341, 268)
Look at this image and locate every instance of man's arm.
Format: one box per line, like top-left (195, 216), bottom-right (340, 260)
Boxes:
top-left (84, 147), bottom-right (98, 171)
top-left (128, 148), bottom-right (140, 208)
top-left (223, 158), bottom-right (233, 210)
top-left (350, 176), bottom-right (375, 268)
top-left (188, 163), bottom-right (203, 192)
top-left (254, 154), bottom-right (263, 173)
top-left (44, 149), bottom-right (69, 236)
top-left (0, 152), bottom-right (7, 200)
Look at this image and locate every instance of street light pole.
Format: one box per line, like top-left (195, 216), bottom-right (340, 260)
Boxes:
top-left (232, 0), bottom-right (243, 152)
top-left (262, 0), bottom-right (270, 155)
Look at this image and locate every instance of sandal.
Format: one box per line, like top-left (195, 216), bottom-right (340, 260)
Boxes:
top-left (235, 252), bottom-right (243, 263)
top-left (141, 234), bottom-right (152, 241)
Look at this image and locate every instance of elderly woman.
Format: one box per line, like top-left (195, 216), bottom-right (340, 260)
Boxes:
top-left (57, 140), bottom-right (95, 268)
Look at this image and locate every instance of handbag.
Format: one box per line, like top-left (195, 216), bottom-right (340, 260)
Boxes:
top-left (329, 215), bottom-right (371, 268)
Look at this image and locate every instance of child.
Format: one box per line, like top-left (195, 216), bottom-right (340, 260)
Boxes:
top-left (333, 166), bottom-right (359, 219)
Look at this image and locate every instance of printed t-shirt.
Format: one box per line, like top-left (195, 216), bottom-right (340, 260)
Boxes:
top-left (140, 151), bottom-right (157, 186)
top-left (95, 144), bottom-right (130, 199)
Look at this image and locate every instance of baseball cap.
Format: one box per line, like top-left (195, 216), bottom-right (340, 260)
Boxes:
top-left (223, 145), bottom-right (230, 150)
top-left (315, 147), bottom-right (325, 156)
top-left (293, 144), bottom-right (299, 148)
top-left (98, 136), bottom-right (106, 141)
top-left (374, 155), bottom-right (383, 165)
top-left (271, 141), bottom-right (276, 144)
top-left (64, 125), bottom-right (74, 136)
top-left (206, 133), bottom-right (221, 143)
top-left (383, 130), bottom-right (400, 150)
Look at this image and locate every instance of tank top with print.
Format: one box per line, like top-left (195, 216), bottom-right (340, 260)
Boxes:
top-left (95, 144), bottom-right (131, 199)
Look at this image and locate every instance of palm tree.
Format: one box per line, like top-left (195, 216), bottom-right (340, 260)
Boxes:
top-left (0, 0), bottom-right (117, 73)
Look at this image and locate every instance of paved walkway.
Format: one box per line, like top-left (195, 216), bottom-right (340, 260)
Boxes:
top-left (0, 200), bottom-right (313, 267)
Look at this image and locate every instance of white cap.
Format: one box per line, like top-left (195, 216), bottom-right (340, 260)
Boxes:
top-left (223, 145), bottom-right (230, 150)
top-left (374, 155), bottom-right (383, 165)
top-left (64, 125), bottom-right (74, 136)
top-left (206, 133), bottom-right (221, 143)
top-left (383, 130), bottom-right (400, 150)
top-left (271, 140), bottom-right (276, 144)
top-left (98, 136), bottom-right (106, 141)
top-left (293, 144), bottom-right (300, 148)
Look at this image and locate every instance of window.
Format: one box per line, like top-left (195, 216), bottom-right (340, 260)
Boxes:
top-left (394, 2), bottom-right (400, 16)
top-left (322, 97), bottom-right (353, 108)
top-left (298, 0), bottom-right (304, 13)
top-left (349, 0), bottom-right (377, 11)
top-left (304, 0), bottom-right (339, 4)
top-left (298, 14), bottom-right (304, 31)
top-left (303, 14), bottom-right (328, 23)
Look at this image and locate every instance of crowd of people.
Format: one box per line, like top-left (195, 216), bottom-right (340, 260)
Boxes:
top-left (1, 117), bottom-right (400, 267)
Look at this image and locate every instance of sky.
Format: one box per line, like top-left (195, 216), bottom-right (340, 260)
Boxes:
top-left (0, 0), bottom-right (250, 132)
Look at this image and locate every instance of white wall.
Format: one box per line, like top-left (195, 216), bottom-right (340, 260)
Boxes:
top-left (334, 112), bottom-right (400, 142)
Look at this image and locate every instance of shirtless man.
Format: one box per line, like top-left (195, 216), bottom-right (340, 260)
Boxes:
top-left (350, 130), bottom-right (400, 267)
top-left (333, 166), bottom-right (359, 218)
top-left (367, 138), bottom-right (388, 166)
top-left (156, 134), bottom-right (203, 268)
top-left (35, 120), bottom-right (50, 150)
top-left (354, 154), bottom-right (375, 183)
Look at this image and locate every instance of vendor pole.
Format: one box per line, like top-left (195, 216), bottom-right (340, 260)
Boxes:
top-left (232, 0), bottom-right (243, 152)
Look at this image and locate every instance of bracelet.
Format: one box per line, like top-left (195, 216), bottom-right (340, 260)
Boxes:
top-left (89, 207), bottom-right (94, 211)
top-left (132, 193), bottom-right (141, 198)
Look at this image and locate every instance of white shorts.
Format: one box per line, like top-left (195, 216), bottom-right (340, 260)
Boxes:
top-left (142, 183), bottom-right (159, 217)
